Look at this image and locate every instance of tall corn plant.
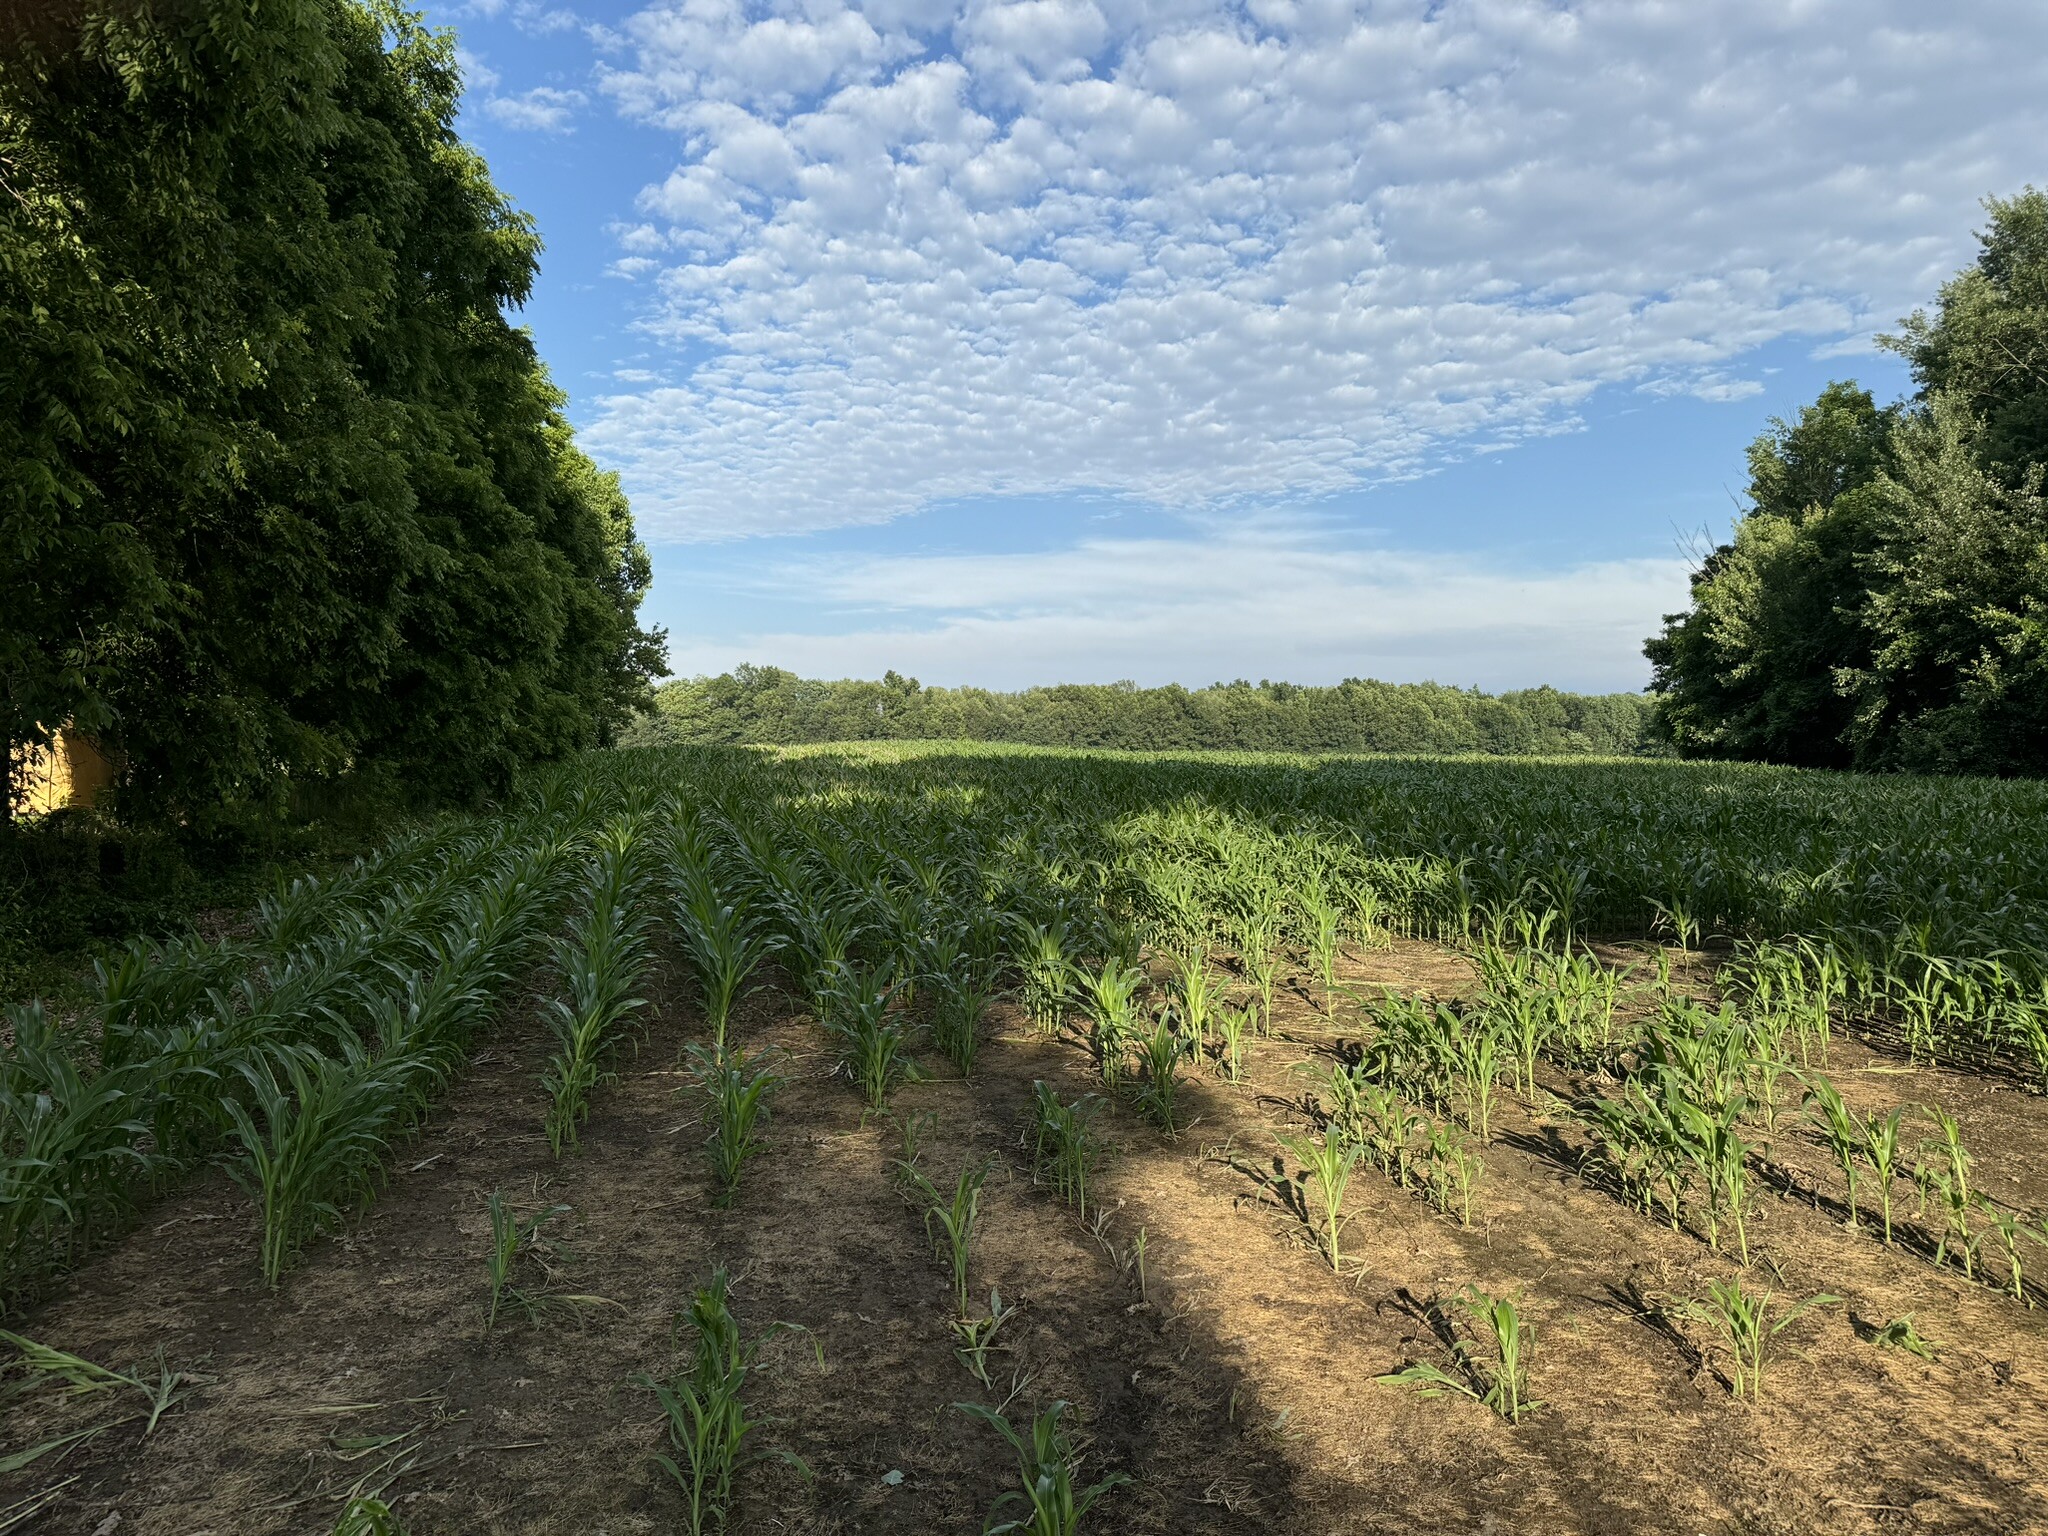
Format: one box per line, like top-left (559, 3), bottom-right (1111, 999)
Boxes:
top-left (223, 1043), bottom-right (407, 1288)
top-left (542, 831), bottom-right (653, 1155)
top-left (674, 867), bottom-right (779, 1048)
top-left (0, 1003), bottom-right (150, 1308)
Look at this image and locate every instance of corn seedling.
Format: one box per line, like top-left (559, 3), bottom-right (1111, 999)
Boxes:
top-left (1210, 1002), bottom-right (1253, 1082)
top-left (481, 1189), bottom-right (584, 1332)
top-left (333, 1497), bottom-right (408, 1536)
top-left (1801, 1075), bottom-right (1863, 1229)
top-left (1377, 1287), bottom-right (1541, 1422)
top-left (1236, 912), bottom-right (1280, 1032)
top-left (952, 1287), bottom-right (1019, 1387)
top-left (631, 1267), bottom-right (815, 1536)
top-left (0, 1330), bottom-right (203, 1436)
top-left (1016, 918), bottom-right (1076, 1034)
top-left (1860, 1106), bottom-right (1909, 1244)
top-left (1870, 1314), bottom-right (1941, 1360)
top-left (1297, 886), bottom-right (1345, 1012)
top-left (1029, 1081), bottom-right (1109, 1218)
top-left (1279, 1129), bottom-right (1362, 1271)
top-left (1424, 1122), bottom-right (1483, 1227)
top-left (821, 963), bottom-right (910, 1112)
top-left (1165, 946), bottom-right (1230, 1040)
top-left (674, 879), bottom-right (779, 1048)
top-left (953, 1399), bottom-right (1130, 1536)
top-left (1916, 1104), bottom-right (1975, 1275)
top-left (1670, 1278), bottom-right (1839, 1401)
top-left (897, 1156), bottom-right (993, 1318)
top-left (1976, 1195), bottom-right (2033, 1303)
top-left (686, 1042), bottom-right (781, 1207)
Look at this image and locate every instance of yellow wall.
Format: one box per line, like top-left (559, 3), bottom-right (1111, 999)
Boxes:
top-left (18, 729), bottom-right (116, 814)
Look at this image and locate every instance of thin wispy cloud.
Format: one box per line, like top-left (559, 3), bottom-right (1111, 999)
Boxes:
top-left (574, 0), bottom-right (2048, 540)
top-left (484, 84), bottom-right (588, 131)
top-left (662, 519), bottom-right (1693, 691)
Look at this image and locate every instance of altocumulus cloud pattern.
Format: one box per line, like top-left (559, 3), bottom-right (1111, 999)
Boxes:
top-left (580, 0), bottom-right (2048, 540)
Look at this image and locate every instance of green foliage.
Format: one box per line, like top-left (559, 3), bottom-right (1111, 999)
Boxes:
top-left (1029, 1081), bottom-right (1110, 1218)
top-left (628, 667), bottom-right (1655, 757)
top-left (685, 1041), bottom-right (781, 1207)
top-left (631, 1267), bottom-right (815, 1536)
top-left (1378, 1287), bottom-right (1541, 1423)
top-left (0, 0), bottom-right (662, 829)
top-left (953, 1399), bottom-right (1130, 1536)
top-left (1647, 189), bottom-right (2048, 775)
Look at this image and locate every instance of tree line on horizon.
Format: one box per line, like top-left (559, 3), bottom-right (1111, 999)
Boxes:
top-left (1645, 190), bottom-right (2048, 778)
top-left (624, 667), bottom-right (1657, 758)
top-left (2, 0), bottom-right (664, 833)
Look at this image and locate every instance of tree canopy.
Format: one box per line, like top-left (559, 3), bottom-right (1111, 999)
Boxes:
top-left (626, 667), bottom-right (1656, 757)
top-left (1, 0), bottom-right (663, 826)
top-left (1647, 190), bottom-right (2048, 776)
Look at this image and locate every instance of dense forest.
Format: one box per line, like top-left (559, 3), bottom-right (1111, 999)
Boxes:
top-left (1647, 190), bottom-right (2048, 776)
top-left (1, 0), bottom-right (664, 830)
top-left (625, 668), bottom-right (1656, 757)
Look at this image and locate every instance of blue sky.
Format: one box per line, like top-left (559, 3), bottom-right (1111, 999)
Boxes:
top-left (430, 0), bottom-right (2046, 692)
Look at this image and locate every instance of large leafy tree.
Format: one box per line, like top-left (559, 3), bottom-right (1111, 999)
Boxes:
top-left (1, 0), bottom-right (662, 825)
top-left (1644, 383), bottom-right (1892, 766)
top-left (1647, 191), bottom-right (2048, 776)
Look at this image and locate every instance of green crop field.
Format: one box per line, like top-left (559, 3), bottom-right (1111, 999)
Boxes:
top-left (5, 742), bottom-right (2048, 1533)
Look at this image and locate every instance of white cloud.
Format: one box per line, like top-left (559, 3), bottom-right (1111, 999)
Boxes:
top-left (660, 518), bottom-right (1693, 692)
top-left (485, 85), bottom-right (589, 132)
top-left (582, 0), bottom-right (2048, 540)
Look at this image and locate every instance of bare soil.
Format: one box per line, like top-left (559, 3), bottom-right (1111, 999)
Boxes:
top-left (6, 938), bottom-right (2048, 1535)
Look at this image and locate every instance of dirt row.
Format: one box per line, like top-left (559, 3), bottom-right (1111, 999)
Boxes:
top-left (5, 941), bottom-right (2048, 1534)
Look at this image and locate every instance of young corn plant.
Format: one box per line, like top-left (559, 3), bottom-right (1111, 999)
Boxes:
top-left (1016, 918), bottom-right (1076, 1035)
top-left (1378, 1287), bottom-right (1541, 1423)
top-left (1165, 945), bottom-right (1229, 1041)
top-left (0, 1329), bottom-right (206, 1435)
top-left (1279, 1129), bottom-right (1362, 1272)
top-left (822, 963), bottom-right (910, 1112)
top-left (1916, 1104), bottom-right (1976, 1275)
top-left (1075, 959), bottom-right (1146, 1089)
top-left (1424, 1122), bottom-right (1483, 1227)
top-left (1860, 1106), bottom-right (1910, 1245)
top-left (686, 1043), bottom-right (782, 1207)
top-left (1297, 885), bottom-right (1345, 1013)
top-left (953, 1399), bottom-right (1130, 1536)
top-left (1869, 1315), bottom-right (1941, 1360)
top-left (897, 1156), bottom-right (993, 1318)
top-left (1133, 1014), bottom-right (1192, 1131)
top-left (541, 854), bottom-right (653, 1155)
top-left (1029, 1081), bottom-right (1110, 1219)
top-left (224, 1043), bottom-right (407, 1290)
top-left (931, 952), bottom-right (1003, 1079)
top-left (480, 1190), bottom-right (609, 1332)
top-left (1670, 1278), bottom-right (1839, 1402)
top-left (632, 1267), bottom-right (815, 1536)
top-left (333, 1497), bottom-right (407, 1536)
top-left (1235, 912), bottom-right (1280, 1033)
top-left (951, 1287), bottom-right (1019, 1388)
top-left (1210, 1002), bottom-right (1253, 1082)
top-left (674, 877), bottom-right (779, 1048)
top-left (1801, 1074), bottom-right (1864, 1229)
